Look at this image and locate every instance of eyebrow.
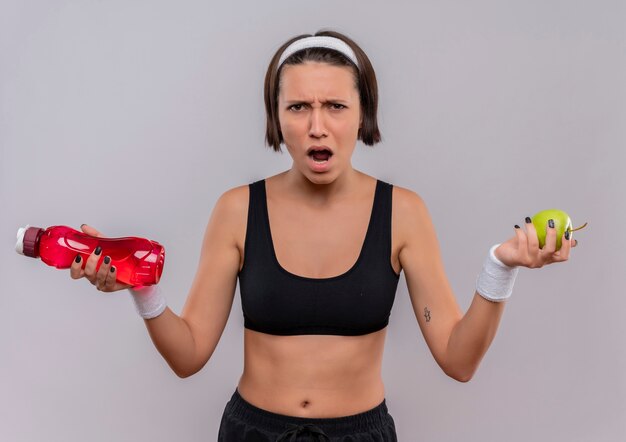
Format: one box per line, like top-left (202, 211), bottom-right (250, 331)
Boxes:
top-left (282, 98), bottom-right (351, 104)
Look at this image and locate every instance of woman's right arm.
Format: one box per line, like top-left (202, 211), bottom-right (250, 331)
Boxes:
top-left (72, 186), bottom-right (248, 378)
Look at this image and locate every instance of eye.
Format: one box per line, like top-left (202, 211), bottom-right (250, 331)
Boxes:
top-left (330, 103), bottom-right (346, 110)
top-left (288, 104), bottom-right (306, 112)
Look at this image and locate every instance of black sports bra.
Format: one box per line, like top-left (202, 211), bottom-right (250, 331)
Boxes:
top-left (237, 179), bottom-right (401, 336)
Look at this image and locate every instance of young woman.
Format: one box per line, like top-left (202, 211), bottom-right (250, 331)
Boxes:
top-left (71, 30), bottom-right (575, 441)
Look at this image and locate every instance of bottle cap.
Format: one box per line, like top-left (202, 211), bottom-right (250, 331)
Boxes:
top-left (15, 225), bottom-right (43, 257)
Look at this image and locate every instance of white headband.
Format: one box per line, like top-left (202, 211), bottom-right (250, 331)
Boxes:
top-left (278, 36), bottom-right (360, 69)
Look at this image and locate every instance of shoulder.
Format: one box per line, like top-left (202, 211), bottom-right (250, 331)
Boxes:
top-left (202, 183), bottom-right (252, 250)
top-left (391, 185), bottom-right (432, 249)
top-left (215, 183), bottom-right (250, 213)
top-left (208, 184), bottom-right (250, 234)
top-left (391, 185), bottom-right (429, 218)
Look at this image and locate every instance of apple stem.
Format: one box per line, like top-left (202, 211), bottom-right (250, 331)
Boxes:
top-left (569, 222), bottom-right (588, 232)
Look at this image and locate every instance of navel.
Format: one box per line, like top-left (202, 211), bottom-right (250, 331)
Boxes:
top-left (300, 399), bottom-right (311, 408)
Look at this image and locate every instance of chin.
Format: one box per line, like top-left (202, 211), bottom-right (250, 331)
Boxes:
top-left (301, 168), bottom-right (339, 185)
top-left (305, 173), bottom-right (334, 185)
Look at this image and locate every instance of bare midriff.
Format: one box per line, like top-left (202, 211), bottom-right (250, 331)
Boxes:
top-left (237, 327), bottom-right (387, 418)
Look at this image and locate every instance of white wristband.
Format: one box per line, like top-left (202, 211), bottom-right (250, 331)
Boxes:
top-left (128, 285), bottom-right (167, 319)
top-left (476, 244), bottom-right (519, 302)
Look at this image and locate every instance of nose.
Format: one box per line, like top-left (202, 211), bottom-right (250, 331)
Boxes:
top-left (308, 108), bottom-right (328, 139)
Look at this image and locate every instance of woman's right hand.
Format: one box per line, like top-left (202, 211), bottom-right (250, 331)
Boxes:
top-left (69, 224), bottom-right (133, 292)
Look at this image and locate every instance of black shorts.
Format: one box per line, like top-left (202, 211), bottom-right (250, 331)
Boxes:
top-left (218, 389), bottom-right (397, 441)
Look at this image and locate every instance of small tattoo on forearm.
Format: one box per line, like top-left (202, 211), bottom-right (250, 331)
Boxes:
top-left (424, 307), bottom-right (431, 322)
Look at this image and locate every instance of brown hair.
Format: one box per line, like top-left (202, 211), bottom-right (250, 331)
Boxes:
top-left (264, 30), bottom-right (381, 152)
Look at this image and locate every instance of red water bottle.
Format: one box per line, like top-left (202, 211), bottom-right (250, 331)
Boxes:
top-left (15, 225), bottom-right (165, 286)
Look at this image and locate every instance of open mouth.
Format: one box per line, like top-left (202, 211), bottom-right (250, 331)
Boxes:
top-left (307, 148), bottom-right (333, 163)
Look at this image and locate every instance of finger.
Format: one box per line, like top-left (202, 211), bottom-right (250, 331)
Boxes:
top-left (84, 245), bottom-right (103, 283)
top-left (80, 224), bottom-right (103, 238)
top-left (524, 216), bottom-right (540, 256)
top-left (513, 224), bottom-right (528, 260)
top-left (554, 231), bottom-right (572, 261)
top-left (70, 254), bottom-right (85, 279)
top-left (542, 218), bottom-right (557, 255)
top-left (95, 255), bottom-right (112, 291)
top-left (572, 239), bottom-right (578, 248)
top-left (106, 266), bottom-right (120, 291)
top-left (103, 261), bottom-right (119, 292)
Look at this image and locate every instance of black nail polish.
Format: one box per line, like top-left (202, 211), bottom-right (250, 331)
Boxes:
top-left (110, 266), bottom-right (115, 273)
top-left (514, 224), bottom-right (520, 229)
top-left (548, 219), bottom-right (555, 228)
top-left (565, 230), bottom-right (570, 240)
top-left (75, 255), bottom-right (81, 263)
top-left (94, 246), bottom-right (102, 255)
top-left (525, 217), bottom-right (531, 224)
top-left (104, 256), bottom-right (110, 265)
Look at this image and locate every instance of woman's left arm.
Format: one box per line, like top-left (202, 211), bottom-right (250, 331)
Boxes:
top-left (394, 187), bottom-right (574, 382)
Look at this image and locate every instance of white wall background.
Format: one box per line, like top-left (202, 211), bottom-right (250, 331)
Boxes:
top-left (1, 1), bottom-right (625, 440)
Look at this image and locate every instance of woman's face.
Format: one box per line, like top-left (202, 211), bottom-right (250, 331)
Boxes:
top-left (278, 62), bottom-right (361, 184)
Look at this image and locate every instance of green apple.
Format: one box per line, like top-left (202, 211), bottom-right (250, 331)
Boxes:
top-left (532, 209), bottom-right (587, 250)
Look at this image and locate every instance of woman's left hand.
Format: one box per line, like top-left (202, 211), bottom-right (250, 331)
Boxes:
top-left (494, 218), bottom-right (577, 268)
